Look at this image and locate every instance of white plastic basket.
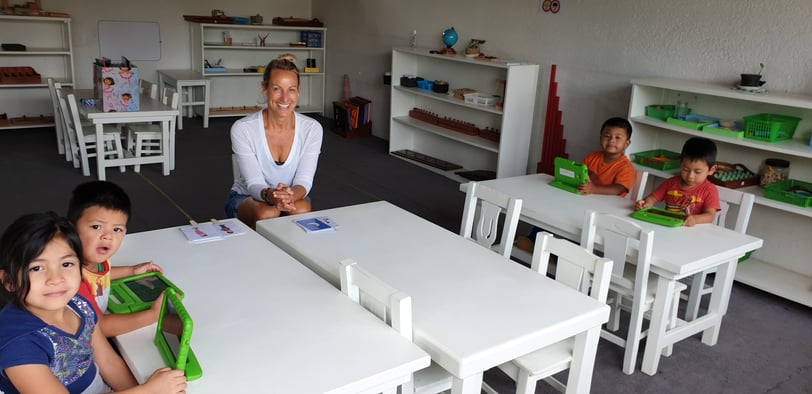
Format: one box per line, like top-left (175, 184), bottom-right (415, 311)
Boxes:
top-left (463, 92), bottom-right (498, 106)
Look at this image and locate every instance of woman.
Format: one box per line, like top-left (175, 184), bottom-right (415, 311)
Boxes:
top-left (225, 54), bottom-right (323, 228)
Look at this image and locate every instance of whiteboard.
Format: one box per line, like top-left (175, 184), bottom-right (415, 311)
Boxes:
top-left (98, 21), bottom-right (161, 61)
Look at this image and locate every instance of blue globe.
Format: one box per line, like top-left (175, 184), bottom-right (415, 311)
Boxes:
top-left (442, 27), bottom-right (458, 48)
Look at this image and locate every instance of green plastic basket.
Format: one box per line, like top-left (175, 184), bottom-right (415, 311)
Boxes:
top-left (743, 113), bottom-right (801, 142)
top-left (763, 179), bottom-right (812, 207)
top-left (631, 149), bottom-right (681, 171)
top-left (646, 105), bottom-right (675, 121)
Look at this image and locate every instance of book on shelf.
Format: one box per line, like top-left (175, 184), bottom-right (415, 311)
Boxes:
top-left (294, 216), bottom-right (338, 233)
top-left (333, 97), bottom-right (372, 132)
top-left (179, 220), bottom-right (245, 243)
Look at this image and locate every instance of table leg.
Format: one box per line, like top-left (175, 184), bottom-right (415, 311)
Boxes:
top-left (564, 326), bottom-right (601, 394)
top-left (640, 275), bottom-right (675, 376)
top-left (451, 372), bottom-right (483, 394)
top-left (701, 259), bottom-right (736, 346)
top-left (161, 119), bottom-right (170, 176)
top-left (95, 123), bottom-right (107, 181)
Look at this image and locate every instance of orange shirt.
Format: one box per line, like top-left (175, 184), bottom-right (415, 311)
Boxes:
top-left (582, 151), bottom-right (636, 197)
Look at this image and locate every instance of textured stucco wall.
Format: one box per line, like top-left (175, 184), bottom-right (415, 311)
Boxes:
top-left (313, 0), bottom-right (812, 170)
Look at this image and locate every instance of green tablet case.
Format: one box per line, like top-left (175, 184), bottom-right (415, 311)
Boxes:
top-left (155, 288), bottom-right (202, 381)
top-left (108, 272), bottom-right (184, 314)
top-left (549, 157), bottom-right (588, 194)
top-left (631, 207), bottom-right (687, 227)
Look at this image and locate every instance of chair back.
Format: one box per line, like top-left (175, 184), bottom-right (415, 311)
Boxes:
top-left (629, 170), bottom-right (649, 201)
top-left (580, 210), bottom-right (654, 295)
top-left (339, 259), bottom-right (413, 340)
top-left (55, 89), bottom-right (85, 164)
top-left (460, 181), bottom-right (523, 258)
top-left (715, 186), bottom-right (755, 234)
top-left (47, 77), bottom-right (66, 155)
top-left (140, 79), bottom-right (159, 100)
top-left (532, 232), bottom-right (613, 303)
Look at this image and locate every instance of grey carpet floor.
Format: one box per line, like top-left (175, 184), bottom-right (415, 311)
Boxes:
top-left (1, 116), bottom-right (810, 393)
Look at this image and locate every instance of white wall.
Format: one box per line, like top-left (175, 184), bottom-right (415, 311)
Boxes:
top-left (313, 0), bottom-right (812, 173)
top-left (47, 0), bottom-right (311, 87)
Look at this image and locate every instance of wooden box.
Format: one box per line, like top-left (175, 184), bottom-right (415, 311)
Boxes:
top-left (0, 67), bottom-right (41, 84)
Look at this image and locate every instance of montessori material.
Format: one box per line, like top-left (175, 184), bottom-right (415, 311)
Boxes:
top-left (108, 272), bottom-right (184, 314)
top-left (155, 288), bottom-right (202, 381)
top-left (549, 157), bottom-right (588, 194)
top-left (631, 207), bottom-right (686, 227)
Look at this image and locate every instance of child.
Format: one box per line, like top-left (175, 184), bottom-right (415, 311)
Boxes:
top-left (635, 137), bottom-right (721, 227)
top-left (516, 117), bottom-right (636, 252)
top-left (579, 117), bottom-right (636, 197)
top-left (0, 212), bottom-right (187, 393)
top-left (67, 180), bottom-right (164, 337)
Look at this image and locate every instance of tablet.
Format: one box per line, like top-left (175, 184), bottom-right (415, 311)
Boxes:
top-left (108, 272), bottom-right (184, 314)
top-left (549, 157), bottom-right (589, 194)
top-left (631, 207), bottom-right (687, 227)
top-left (155, 288), bottom-right (203, 381)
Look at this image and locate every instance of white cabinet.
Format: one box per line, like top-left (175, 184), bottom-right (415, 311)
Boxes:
top-left (628, 78), bottom-right (812, 306)
top-left (189, 22), bottom-right (326, 118)
top-left (0, 15), bottom-right (74, 130)
top-left (389, 47), bottom-right (539, 181)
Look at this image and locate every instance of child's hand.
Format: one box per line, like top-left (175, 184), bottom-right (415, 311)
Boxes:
top-left (634, 199), bottom-right (647, 211)
top-left (578, 181), bottom-right (593, 195)
top-left (683, 215), bottom-right (698, 227)
top-left (132, 261), bottom-right (163, 276)
top-left (143, 367), bottom-right (187, 394)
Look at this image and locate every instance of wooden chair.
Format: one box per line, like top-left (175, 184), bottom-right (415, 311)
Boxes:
top-left (58, 89), bottom-right (125, 176)
top-left (682, 187), bottom-right (755, 321)
top-left (123, 87), bottom-right (179, 172)
top-left (339, 259), bottom-right (453, 394)
top-left (580, 210), bottom-right (684, 375)
top-left (46, 77), bottom-right (69, 158)
top-left (460, 181), bottom-right (523, 258)
top-left (486, 232), bottom-right (613, 394)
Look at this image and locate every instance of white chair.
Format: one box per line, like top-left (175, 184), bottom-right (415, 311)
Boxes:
top-left (460, 181), bottom-right (523, 258)
top-left (58, 89), bottom-right (125, 176)
top-left (628, 170), bottom-right (650, 201)
top-left (486, 232), bottom-right (613, 394)
top-left (580, 210), bottom-right (684, 375)
top-left (683, 187), bottom-right (755, 321)
top-left (123, 87), bottom-right (179, 172)
top-left (46, 77), bottom-right (68, 158)
top-left (140, 78), bottom-right (159, 100)
top-left (339, 259), bottom-right (453, 394)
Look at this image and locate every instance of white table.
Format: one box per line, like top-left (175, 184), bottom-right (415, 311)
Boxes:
top-left (79, 94), bottom-right (177, 180)
top-left (466, 174), bottom-right (764, 375)
top-left (113, 219), bottom-right (430, 393)
top-left (256, 201), bottom-right (610, 394)
top-left (157, 69), bottom-right (210, 129)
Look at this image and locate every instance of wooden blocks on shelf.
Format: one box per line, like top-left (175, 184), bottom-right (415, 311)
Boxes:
top-left (0, 66), bottom-right (41, 84)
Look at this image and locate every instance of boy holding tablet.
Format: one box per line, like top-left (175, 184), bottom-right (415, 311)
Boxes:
top-left (68, 181), bottom-right (165, 337)
top-left (635, 137), bottom-right (721, 227)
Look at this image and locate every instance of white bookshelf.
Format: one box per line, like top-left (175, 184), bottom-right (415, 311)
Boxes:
top-left (628, 78), bottom-right (812, 307)
top-left (189, 22), bottom-right (326, 117)
top-left (0, 15), bottom-right (74, 130)
top-left (389, 47), bottom-right (539, 181)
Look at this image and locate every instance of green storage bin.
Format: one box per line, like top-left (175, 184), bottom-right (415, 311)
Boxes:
top-left (666, 115), bottom-right (719, 130)
top-left (646, 105), bottom-right (675, 121)
top-left (743, 113), bottom-right (801, 142)
top-left (702, 123), bottom-right (744, 139)
top-left (763, 179), bottom-right (812, 207)
top-left (631, 149), bottom-right (681, 171)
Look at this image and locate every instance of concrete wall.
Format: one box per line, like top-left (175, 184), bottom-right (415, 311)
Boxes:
top-left (46, 0), bottom-right (310, 87)
top-left (312, 0), bottom-right (812, 172)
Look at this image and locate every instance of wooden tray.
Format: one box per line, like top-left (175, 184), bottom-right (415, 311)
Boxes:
top-left (0, 67), bottom-right (41, 84)
top-left (183, 15), bottom-right (236, 24)
top-left (479, 127), bottom-right (500, 142)
top-left (391, 149), bottom-right (462, 171)
top-left (11, 115), bottom-right (54, 126)
top-left (710, 162), bottom-right (760, 189)
top-left (272, 17), bottom-right (324, 27)
top-left (209, 106), bottom-right (263, 115)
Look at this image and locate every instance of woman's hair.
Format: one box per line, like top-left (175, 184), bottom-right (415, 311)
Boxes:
top-left (0, 212), bottom-right (83, 310)
top-left (262, 53), bottom-right (300, 87)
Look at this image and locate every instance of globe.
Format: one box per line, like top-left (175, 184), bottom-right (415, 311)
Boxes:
top-left (442, 27), bottom-right (458, 49)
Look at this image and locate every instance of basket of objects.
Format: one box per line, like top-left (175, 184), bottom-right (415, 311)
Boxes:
top-left (631, 149), bottom-right (681, 171)
top-left (645, 105), bottom-right (679, 121)
top-left (763, 179), bottom-right (812, 207)
top-left (710, 162), bottom-right (759, 189)
top-left (743, 113), bottom-right (801, 142)
top-left (666, 114), bottom-right (719, 130)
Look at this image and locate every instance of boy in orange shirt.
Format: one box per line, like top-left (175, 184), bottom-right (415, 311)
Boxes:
top-left (579, 117), bottom-right (636, 197)
top-left (516, 117), bottom-right (637, 251)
